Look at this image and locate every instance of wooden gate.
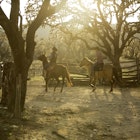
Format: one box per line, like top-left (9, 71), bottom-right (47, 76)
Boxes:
top-left (121, 58), bottom-right (140, 85)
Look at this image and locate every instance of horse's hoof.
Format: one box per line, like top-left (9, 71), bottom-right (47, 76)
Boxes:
top-left (92, 87), bottom-right (96, 92)
top-left (109, 90), bottom-right (113, 93)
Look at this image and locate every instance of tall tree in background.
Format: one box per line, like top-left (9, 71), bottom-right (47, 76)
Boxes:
top-left (55, 0), bottom-right (140, 80)
top-left (89, 0), bottom-right (140, 79)
top-left (0, 0), bottom-right (65, 114)
top-left (0, 31), bottom-right (11, 61)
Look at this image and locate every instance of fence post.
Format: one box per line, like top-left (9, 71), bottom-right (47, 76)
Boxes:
top-left (136, 58), bottom-right (140, 83)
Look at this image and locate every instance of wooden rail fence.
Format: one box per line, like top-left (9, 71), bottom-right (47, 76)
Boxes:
top-left (28, 59), bottom-right (140, 86)
top-left (120, 58), bottom-right (140, 85)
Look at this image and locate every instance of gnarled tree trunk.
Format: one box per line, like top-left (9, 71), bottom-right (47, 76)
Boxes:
top-left (0, 0), bottom-right (64, 116)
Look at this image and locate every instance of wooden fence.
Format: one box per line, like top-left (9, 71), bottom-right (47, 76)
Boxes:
top-left (28, 59), bottom-right (140, 86)
top-left (120, 58), bottom-right (140, 85)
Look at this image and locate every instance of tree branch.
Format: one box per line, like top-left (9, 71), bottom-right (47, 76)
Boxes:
top-left (26, 0), bottom-right (66, 62)
top-left (10, 0), bottom-right (20, 28)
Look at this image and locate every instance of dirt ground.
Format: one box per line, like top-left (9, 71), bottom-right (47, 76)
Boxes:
top-left (0, 76), bottom-right (140, 140)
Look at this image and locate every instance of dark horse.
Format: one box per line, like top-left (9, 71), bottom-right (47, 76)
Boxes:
top-left (80, 57), bottom-right (115, 92)
top-left (38, 54), bottom-right (73, 92)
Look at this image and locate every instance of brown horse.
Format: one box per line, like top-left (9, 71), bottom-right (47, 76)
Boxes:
top-left (80, 57), bottom-right (115, 92)
top-left (38, 54), bottom-right (73, 92)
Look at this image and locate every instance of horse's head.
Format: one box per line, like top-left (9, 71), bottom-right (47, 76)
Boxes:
top-left (79, 57), bottom-right (90, 67)
top-left (38, 54), bottom-right (49, 69)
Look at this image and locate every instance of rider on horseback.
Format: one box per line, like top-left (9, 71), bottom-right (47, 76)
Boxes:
top-left (49, 47), bottom-right (57, 65)
top-left (91, 47), bottom-right (104, 76)
top-left (47, 46), bottom-right (58, 73)
top-left (90, 47), bottom-right (104, 87)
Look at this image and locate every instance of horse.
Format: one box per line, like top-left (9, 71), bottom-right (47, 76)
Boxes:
top-left (38, 54), bottom-right (73, 92)
top-left (80, 57), bottom-right (115, 92)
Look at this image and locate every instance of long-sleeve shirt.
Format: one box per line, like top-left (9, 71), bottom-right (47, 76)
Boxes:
top-left (48, 51), bottom-right (57, 64)
top-left (96, 50), bottom-right (103, 64)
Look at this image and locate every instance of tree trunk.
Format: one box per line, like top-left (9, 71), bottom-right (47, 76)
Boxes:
top-left (7, 66), bottom-right (29, 113)
top-left (0, 0), bottom-right (58, 117)
top-left (0, 62), bottom-right (28, 114)
top-left (136, 58), bottom-right (140, 83)
top-left (112, 56), bottom-right (122, 82)
top-left (20, 69), bottom-right (29, 111)
top-left (14, 74), bottom-right (21, 118)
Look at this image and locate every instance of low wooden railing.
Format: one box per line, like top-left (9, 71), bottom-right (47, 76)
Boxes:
top-left (28, 58), bottom-right (140, 85)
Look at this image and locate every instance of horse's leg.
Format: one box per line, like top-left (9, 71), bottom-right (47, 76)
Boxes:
top-left (109, 80), bottom-right (113, 92)
top-left (60, 77), bottom-right (65, 92)
top-left (92, 78), bottom-right (96, 91)
top-left (54, 78), bottom-right (60, 92)
top-left (90, 72), bottom-right (96, 91)
top-left (89, 72), bottom-right (95, 87)
top-left (109, 77), bottom-right (115, 92)
top-left (45, 78), bottom-right (49, 92)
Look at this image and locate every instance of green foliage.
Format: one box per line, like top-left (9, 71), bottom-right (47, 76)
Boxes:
top-left (0, 30), bottom-right (12, 61)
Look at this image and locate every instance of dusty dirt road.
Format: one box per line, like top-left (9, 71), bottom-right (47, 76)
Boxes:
top-left (0, 76), bottom-right (140, 140)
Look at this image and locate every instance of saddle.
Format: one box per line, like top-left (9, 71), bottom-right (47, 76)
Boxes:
top-left (44, 63), bottom-right (49, 69)
top-left (94, 63), bottom-right (104, 71)
top-left (47, 63), bottom-right (56, 72)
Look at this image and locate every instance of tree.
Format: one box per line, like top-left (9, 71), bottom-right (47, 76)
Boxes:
top-left (54, 0), bottom-right (140, 80)
top-left (123, 37), bottom-right (140, 58)
top-left (82, 0), bottom-right (140, 80)
top-left (48, 27), bottom-right (89, 63)
top-left (0, 30), bottom-right (12, 61)
top-left (0, 0), bottom-right (65, 115)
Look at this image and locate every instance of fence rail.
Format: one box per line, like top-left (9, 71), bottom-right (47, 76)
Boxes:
top-left (120, 58), bottom-right (140, 84)
top-left (28, 59), bottom-right (140, 85)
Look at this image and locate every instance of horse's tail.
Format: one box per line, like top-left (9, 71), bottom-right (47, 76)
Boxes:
top-left (65, 67), bottom-right (73, 87)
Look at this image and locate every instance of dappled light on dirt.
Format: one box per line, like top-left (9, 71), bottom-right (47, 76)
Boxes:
top-left (0, 77), bottom-right (140, 139)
